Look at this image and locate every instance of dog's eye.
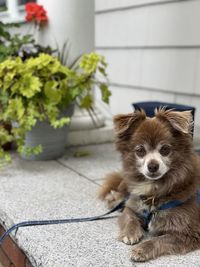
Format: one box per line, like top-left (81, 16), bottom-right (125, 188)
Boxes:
top-left (160, 145), bottom-right (171, 156)
top-left (135, 145), bottom-right (146, 158)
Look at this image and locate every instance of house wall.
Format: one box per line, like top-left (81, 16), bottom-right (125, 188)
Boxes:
top-left (95, 0), bottom-right (200, 130)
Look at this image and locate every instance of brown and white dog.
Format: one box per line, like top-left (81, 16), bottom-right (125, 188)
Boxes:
top-left (98, 108), bottom-right (200, 262)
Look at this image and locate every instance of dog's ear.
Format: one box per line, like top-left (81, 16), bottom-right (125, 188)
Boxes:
top-left (155, 107), bottom-right (193, 134)
top-left (113, 110), bottom-right (146, 153)
top-left (114, 110), bottom-right (146, 136)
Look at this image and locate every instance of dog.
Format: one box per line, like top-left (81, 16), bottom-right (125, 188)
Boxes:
top-left (98, 108), bottom-right (200, 262)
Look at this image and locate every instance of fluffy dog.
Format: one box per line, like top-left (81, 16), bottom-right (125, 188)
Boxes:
top-left (98, 108), bottom-right (200, 262)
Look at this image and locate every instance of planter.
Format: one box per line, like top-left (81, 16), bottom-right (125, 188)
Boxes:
top-left (23, 103), bottom-right (74, 161)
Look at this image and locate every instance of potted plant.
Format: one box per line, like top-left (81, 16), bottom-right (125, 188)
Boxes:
top-left (0, 52), bottom-right (110, 163)
top-left (0, 19), bottom-right (55, 154)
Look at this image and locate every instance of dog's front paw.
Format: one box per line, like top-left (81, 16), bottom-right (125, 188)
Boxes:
top-left (130, 241), bottom-right (154, 262)
top-left (118, 228), bottom-right (144, 245)
top-left (105, 190), bottom-right (124, 209)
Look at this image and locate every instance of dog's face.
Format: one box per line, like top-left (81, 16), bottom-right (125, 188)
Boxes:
top-left (134, 140), bottom-right (171, 180)
top-left (114, 108), bottom-right (193, 181)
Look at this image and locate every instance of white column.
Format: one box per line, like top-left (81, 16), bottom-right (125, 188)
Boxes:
top-left (37, 0), bottom-right (112, 145)
top-left (7, 0), bottom-right (19, 19)
top-left (37, 0), bottom-right (94, 64)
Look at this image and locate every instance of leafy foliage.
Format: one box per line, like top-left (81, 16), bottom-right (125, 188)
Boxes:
top-left (0, 52), bottom-right (110, 164)
top-left (0, 21), bottom-right (54, 63)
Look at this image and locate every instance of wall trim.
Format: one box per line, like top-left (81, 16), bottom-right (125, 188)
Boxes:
top-left (95, 0), bottom-right (194, 15)
top-left (96, 45), bottom-right (200, 50)
top-left (110, 82), bottom-right (200, 98)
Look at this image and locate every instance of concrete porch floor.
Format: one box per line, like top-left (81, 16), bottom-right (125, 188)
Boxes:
top-left (0, 143), bottom-right (200, 267)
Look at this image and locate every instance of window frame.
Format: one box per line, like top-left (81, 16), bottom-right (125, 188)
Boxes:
top-left (0, 0), bottom-right (7, 13)
top-left (0, 0), bottom-right (33, 23)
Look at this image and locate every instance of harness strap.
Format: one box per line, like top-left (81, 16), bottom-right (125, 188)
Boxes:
top-left (158, 199), bottom-right (184, 211)
top-left (197, 189), bottom-right (200, 203)
top-left (139, 189), bottom-right (200, 230)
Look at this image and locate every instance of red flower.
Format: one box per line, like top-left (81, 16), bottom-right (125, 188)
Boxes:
top-left (25, 13), bottom-right (33, 22)
top-left (25, 2), bottom-right (48, 24)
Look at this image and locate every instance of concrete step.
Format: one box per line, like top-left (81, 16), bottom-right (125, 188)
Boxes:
top-left (0, 144), bottom-right (199, 267)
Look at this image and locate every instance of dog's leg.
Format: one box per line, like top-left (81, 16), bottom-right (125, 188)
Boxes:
top-left (131, 233), bottom-right (200, 262)
top-left (98, 171), bottom-right (128, 209)
top-left (118, 207), bottom-right (144, 245)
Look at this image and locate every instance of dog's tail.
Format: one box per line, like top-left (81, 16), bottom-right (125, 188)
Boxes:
top-left (98, 172), bottom-right (128, 209)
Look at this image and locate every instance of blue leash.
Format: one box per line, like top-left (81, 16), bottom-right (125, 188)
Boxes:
top-left (0, 199), bottom-right (126, 246)
top-left (1, 190), bottom-right (199, 246)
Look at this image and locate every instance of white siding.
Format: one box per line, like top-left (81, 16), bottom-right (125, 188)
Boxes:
top-left (109, 85), bottom-right (176, 114)
top-left (96, 1), bottom-right (200, 47)
top-left (95, 0), bottom-right (176, 12)
top-left (97, 49), bottom-right (199, 95)
top-left (95, 0), bottom-right (200, 131)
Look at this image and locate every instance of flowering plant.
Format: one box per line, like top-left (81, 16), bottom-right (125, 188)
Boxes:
top-left (25, 2), bottom-right (48, 25)
top-left (0, 2), bottom-right (51, 63)
top-left (0, 2), bottom-right (111, 165)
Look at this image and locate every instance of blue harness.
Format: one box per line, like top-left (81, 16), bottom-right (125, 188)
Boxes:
top-left (139, 189), bottom-right (200, 230)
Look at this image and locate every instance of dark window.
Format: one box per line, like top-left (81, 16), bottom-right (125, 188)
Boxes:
top-left (18, 0), bottom-right (36, 5)
top-left (0, 0), bottom-right (7, 12)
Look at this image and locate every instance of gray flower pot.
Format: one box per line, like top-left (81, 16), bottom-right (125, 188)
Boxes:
top-left (23, 104), bottom-right (74, 161)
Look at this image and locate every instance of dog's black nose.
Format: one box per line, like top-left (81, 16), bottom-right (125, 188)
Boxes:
top-left (148, 160), bottom-right (159, 173)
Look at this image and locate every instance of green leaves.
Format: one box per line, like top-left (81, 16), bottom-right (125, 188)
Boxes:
top-left (44, 81), bottom-right (61, 103)
top-left (0, 148), bottom-right (12, 167)
top-left (0, 25), bottom-right (10, 40)
top-left (51, 117), bottom-right (70, 128)
top-left (0, 52), bottom-right (110, 164)
top-left (78, 52), bottom-right (111, 105)
top-left (18, 74), bottom-right (41, 98)
top-left (80, 94), bottom-right (93, 109)
top-left (4, 98), bottom-right (25, 121)
top-left (100, 84), bottom-right (111, 104)
top-left (18, 144), bottom-right (43, 156)
top-left (0, 22), bottom-right (32, 63)
top-left (79, 53), bottom-right (100, 74)
top-left (0, 125), bottom-right (13, 145)
top-left (73, 150), bottom-right (90, 157)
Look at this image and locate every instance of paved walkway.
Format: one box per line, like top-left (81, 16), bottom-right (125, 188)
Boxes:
top-left (0, 144), bottom-right (200, 267)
